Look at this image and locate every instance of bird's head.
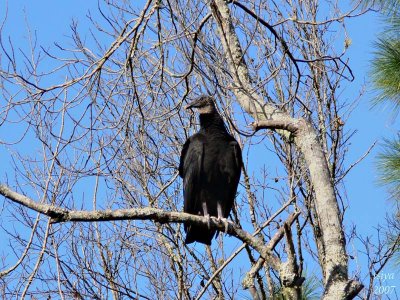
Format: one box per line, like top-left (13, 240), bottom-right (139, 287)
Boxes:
top-left (185, 95), bottom-right (216, 114)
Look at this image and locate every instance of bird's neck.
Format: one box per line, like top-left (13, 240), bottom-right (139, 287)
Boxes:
top-left (199, 113), bottom-right (227, 133)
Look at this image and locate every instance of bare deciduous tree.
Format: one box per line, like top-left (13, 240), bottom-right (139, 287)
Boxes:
top-left (0, 0), bottom-right (392, 299)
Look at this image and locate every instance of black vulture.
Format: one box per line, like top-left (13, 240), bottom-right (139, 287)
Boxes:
top-left (179, 96), bottom-right (242, 245)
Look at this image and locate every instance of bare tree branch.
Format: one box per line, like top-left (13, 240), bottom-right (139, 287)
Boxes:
top-left (208, 0), bottom-right (362, 298)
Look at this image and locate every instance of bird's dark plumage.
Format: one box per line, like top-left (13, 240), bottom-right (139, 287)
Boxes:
top-left (179, 96), bottom-right (242, 245)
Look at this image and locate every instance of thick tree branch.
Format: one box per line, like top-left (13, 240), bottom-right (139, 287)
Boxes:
top-left (208, 1), bottom-right (362, 298)
top-left (0, 183), bottom-right (280, 268)
top-left (252, 119), bottom-right (305, 136)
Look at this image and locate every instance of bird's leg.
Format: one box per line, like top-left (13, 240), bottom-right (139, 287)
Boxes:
top-left (217, 202), bottom-right (229, 233)
top-left (217, 202), bottom-right (223, 221)
top-left (202, 202), bottom-right (211, 230)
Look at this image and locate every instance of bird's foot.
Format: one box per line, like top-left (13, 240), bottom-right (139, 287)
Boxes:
top-left (217, 217), bottom-right (232, 233)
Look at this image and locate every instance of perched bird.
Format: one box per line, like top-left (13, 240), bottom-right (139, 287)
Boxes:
top-left (179, 96), bottom-right (242, 245)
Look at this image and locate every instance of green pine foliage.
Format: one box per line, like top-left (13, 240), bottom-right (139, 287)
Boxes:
top-left (368, 0), bottom-right (400, 198)
top-left (362, 0), bottom-right (400, 13)
top-left (268, 272), bottom-right (322, 300)
top-left (371, 39), bottom-right (400, 113)
top-left (377, 136), bottom-right (400, 200)
top-left (370, 0), bottom-right (400, 113)
top-left (368, 0), bottom-right (400, 271)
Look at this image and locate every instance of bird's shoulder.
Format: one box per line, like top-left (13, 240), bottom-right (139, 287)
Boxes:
top-left (212, 132), bottom-right (240, 147)
top-left (179, 133), bottom-right (206, 177)
top-left (189, 132), bottom-right (207, 143)
top-left (181, 133), bottom-right (207, 150)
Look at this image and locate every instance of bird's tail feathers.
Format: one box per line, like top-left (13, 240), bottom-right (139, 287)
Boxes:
top-left (184, 225), bottom-right (215, 245)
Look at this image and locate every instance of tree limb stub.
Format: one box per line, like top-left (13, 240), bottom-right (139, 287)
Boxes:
top-left (252, 119), bottom-right (306, 136)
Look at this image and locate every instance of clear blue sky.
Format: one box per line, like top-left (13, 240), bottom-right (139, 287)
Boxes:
top-left (0, 0), bottom-right (398, 295)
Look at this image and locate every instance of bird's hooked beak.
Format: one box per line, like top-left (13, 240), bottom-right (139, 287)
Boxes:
top-left (184, 96), bottom-right (216, 115)
top-left (184, 98), bottom-right (200, 110)
top-left (185, 96), bottom-right (214, 110)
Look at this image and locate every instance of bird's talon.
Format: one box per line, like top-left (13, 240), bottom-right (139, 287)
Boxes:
top-left (206, 214), bottom-right (211, 230)
top-left (219, 217), bottom-right (230, 233)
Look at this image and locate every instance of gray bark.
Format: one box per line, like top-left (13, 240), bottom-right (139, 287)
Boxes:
top-left (208, 0), bottom-right (362, 298)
